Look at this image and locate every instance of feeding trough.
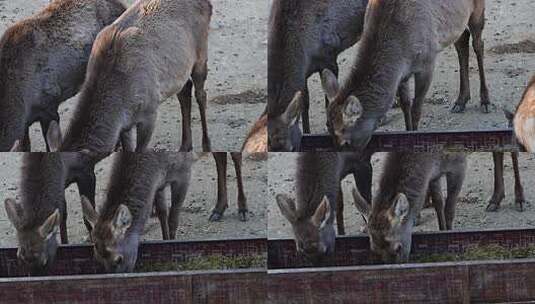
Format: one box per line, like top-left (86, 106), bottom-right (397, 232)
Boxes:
top-left (267, 228), bottom-right (535, 303)
top-left (0, 238), bottom-right (267, 304)
top-left (300, 129), bottom-right (524, 152)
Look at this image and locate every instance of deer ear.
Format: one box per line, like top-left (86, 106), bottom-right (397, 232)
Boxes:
top-left (312, 196), bottom-right (332, 227)
top-left (284, 92), bottom-right (303, 127)
top-left (352, 188), bottom-right (370, 222)
top-left (343, 96), bottom-right (363, 128)
top-left (391, 193), bottom-right (410, 224)
top-left (321, 69), bottom-right (340, 103)
top-left (39, 209), bottom-right (61, 239)
top-left (46, 120), bottom-right (62, 152)
top-left (276, 194), bottom-right (298, 223)
top-left (4, 198), bottom-right (23, 229)
top-left (111, 204), bottom-right (132, 237)
top-left (81, 196), bottom-right (98, 228)
top-left (9, 140), bottom-right (21, 152)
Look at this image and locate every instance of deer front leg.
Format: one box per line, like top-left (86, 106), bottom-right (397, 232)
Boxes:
top-left (336, 183), bottom-right (345, 236)
top-left (451, 30), bottom-right (471, 113)
top-left (231, 152), bottom-right (248, 222)
top-left (209, 152), bottom-right (228, 222)
top-left (178, 80), bottom-right (193, 152)
top-left (487, 152), bottom-right (505, 212)
top-left (469, 12), bottom-right (491, 113)
top-left (154, 189), bottom-right (169, 240)
top-left (398, 80), bottom-right (413, 131)
top-left (192, 62), bottom-right (211, 152)
top-left (429, 180), bottom-right (446, 231)
top-left (169, 181), bottom-right (189, 240)
top-left (511, 152), bottom-right (526, 212)
top-left (412, 65), bottom-right (435, 129)
top-left (302, 83), bottom-right (311, 134)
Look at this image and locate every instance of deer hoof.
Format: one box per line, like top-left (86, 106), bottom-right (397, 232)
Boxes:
top-left (209, 211), bottom-right (223, 222)
top-left (481, 104), bottom-right (491, 114)
top-left (450, 104), bottom-right (466, 113)
top-left (238, 209), bottom-right (248, 222)
top-left (515, 201), bottom-right (525, 212)
top-left (485, 203), bottom-right (499, 212)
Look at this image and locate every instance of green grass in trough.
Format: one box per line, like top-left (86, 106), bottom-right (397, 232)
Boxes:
top-left (135, 254), bottom-right (267, 273)
top-left (410, 244), bottom-right (535, 263)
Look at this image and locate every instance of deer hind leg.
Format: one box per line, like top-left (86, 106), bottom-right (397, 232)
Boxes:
top-left (178, 80), bottom-right (193, 152)
top-left (40, 114), bottom-right (60, 152)
top-left (511, 152), bottom-right (526, 212)
top-left (154, 189), bottom-right (170, 240)
top-left (398, 80), bottom-right (413, 131)
top-left (451, 30), bottom-right (471, 113)
top-left (209, 152), bottom-right (228, 222)
top-left (469, 11), bottom-right (491, 113)
top-left (169, 181), bottom-right (189, 240)
top-left (192, 61), bottom-right (211, 152)
top-left (411, 64), bottom-right (435, 130)
top-left (231, 152), bottom-right (248, 222)
top-left (429, 180), bottom-right (446, 231)
top-left (487, 152), bottom-right (505, 211)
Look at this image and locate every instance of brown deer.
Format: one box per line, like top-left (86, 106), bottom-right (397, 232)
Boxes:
top-left (325, 0), bottom-right (489, 151)
top-left (353, 152), bottom-right (467, 263)
top-left (268, 0), bottom-right (369, 151)
top-left (81, 152), bottom-right (195, 273)
top-left (49, 0), bottom-right (212, 153)
top-left (276, 152), bottom-right (372, 264)
top-left (0, 0), bottom-right (126, 152)
top-left (511, 75), bottom-right (535, 153)
top-left (3, 152), bottom-right (102, 275)
top-left (488, 82), bottom-right (533, 212)
top-left (242, 114), bottom-right (268, 156)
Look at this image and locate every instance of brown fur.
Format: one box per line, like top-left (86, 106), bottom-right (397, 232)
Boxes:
top-left (327, 0), bottom-right (488, 150)
top-left (60, 0), bottom-right (212, 153)
top-left (83, 152), bottom-right (195, 272)
top-left (514, 76), bottom-right (535, 152)
top-left (354, 152), bottom-right (467, 263)
top-left (0, 0), bottom-right (126, 151)
top-left (242, 114), bottom-right (268, 157)
top-left (267, 0), bottom-right (368, 151)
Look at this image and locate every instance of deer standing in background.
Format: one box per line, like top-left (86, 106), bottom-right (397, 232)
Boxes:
top-left (0, 0), bottom-right (125, 151)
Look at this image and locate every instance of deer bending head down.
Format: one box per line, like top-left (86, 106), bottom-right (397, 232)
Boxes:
top-left (276, 153), bottom-right (339, 263)
top-left (324, 0), bottom-right (489, 151)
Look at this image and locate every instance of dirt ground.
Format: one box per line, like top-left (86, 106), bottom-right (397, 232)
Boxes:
top-left (0, 0), bottom-right (267, 152)
top-left (301, 0), bottom-right (535, 134)
top-left (0, 153), bottom-right (267, 247)
top-left (268, 153), bottom-right (535, 239)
